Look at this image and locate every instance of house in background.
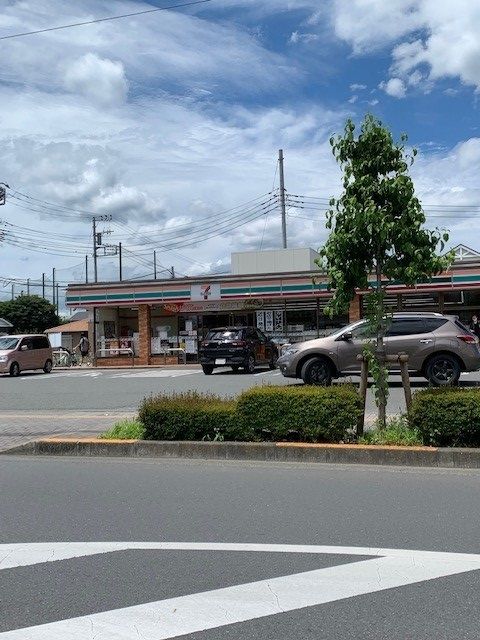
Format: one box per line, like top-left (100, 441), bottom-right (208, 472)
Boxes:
top-left (45, 316), bottom-right (88, 351)
top-left (0, 318), bottom-right (14, 336)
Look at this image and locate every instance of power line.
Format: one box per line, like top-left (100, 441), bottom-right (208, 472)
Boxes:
top-left (0, 0), bottom-right (214, 41)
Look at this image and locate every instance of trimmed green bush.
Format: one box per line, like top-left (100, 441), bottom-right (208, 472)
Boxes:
top-left (236, 385), bottom-right (361, 443)
top-left (359, 416), bottom-right (422, 446)
top-left (139, 392), bottom-right (248, 441)
top-left (409, 388), bottom-right (480, 447)
top-left (101, 418), bottom-right (145, 440)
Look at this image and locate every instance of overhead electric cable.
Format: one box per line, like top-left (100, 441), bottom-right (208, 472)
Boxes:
top-left (0, 0), bottom-right (214, 41)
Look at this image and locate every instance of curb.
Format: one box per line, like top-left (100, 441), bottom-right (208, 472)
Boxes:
top-left (4, 438), bottom-right (480, 468)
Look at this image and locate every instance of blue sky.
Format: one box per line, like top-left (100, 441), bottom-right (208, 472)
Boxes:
top-left (1, 0), bottom-right (480, 306)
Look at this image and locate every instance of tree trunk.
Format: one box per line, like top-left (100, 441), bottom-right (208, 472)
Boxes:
top-left (375, 261), bottom-right (387, 429)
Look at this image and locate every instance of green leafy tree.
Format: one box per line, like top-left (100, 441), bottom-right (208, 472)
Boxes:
top-left (0, 295), bottom-right (60, 333)
top-left (319, 115), bottom-right (454, 427)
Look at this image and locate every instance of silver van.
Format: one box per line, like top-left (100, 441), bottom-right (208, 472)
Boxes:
top-left (0, 334), bottom-right (53, 376)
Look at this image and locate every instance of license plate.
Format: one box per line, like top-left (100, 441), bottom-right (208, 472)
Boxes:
top-left (215, 358), bottom-right (226, 365)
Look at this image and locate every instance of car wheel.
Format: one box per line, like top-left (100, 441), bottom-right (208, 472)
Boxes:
top-left (426, 354), bottom-right (461, 386)
top-left (43, 359), bottom-right (53, 374)
top-left (269, 351), bottom-right (278, 370)
top-left (243, 354), bottom-right (256, 374)
top-left (301, 357), bottom-right (332, 386)
top-left (231, 365), bottom-right (240, 373)
top-left (9, 362), bottom-right (20, 377)
top-left (202, 365), bottom-right (214, 375)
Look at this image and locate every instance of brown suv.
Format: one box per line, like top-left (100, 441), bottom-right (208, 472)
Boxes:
top-left (277, 313), bottom-right (480, 386)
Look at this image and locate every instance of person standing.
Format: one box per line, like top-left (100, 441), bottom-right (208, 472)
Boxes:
top-left (76, 334), bottom-right (90, 364)
top-left (469, 315), bottom-right (480, 339)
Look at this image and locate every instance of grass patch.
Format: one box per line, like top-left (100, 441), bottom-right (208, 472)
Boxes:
top-left (359, 416), bottom-right (423, 446)
top-left (101, 418), bottom-right (145, 440)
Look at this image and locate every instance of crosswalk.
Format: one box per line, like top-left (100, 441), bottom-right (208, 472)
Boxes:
top-left (18, 369), bottom-right (202, 381)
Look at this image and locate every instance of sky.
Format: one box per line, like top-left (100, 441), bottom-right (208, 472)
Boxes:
top-left (1, 0), bottom-right (480, 309)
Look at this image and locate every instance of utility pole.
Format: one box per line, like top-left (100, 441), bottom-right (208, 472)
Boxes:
top-left (278, 149), bottom-right (287, 249)
top-left (42, 273), bottom-right (45, 298)
top-left (52, 268), bottom-right (56, 306)
top-left (27, 278), bottom-right (30, 295)
top-left (92, 217), bottom-right (98, 283)
top-left (11, 284), bottom-right (14, 300)
top-left (119, 242), bottom-right (123, 281)
top-left (153, 250), bottom-right (157, 279)
top-left (170, 266), bottom-right (175, 279)
top-left (85, 255), bottom-right (88, 283)
top-left (56, 284), bottom-right (59, 315)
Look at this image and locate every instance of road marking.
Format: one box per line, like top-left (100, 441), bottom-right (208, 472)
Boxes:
top-left (111, 370), bottom-right (200, 379)
top-left (2, 542), bottom-right (480, 639)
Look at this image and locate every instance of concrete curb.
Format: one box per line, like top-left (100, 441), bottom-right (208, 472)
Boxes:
top-left (4, 438), bottom-right (480, 468)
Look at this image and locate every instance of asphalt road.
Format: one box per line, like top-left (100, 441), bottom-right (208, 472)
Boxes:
top-left (1, 456), bottom-right (480, 638)
top-left (2, 365), bottom-right (480, 413)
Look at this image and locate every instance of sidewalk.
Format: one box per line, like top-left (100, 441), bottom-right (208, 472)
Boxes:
top-left (0, 410), bottom-right (135, 452)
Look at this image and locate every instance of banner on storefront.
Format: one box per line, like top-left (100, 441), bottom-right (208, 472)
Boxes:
top-left (162, 298), bottom-right (264, 314)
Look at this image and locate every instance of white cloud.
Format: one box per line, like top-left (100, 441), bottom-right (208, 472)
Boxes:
top-left (64, 53), bottom-right (128, 107)
top-left (379, 77), bottom-right (406, 98)
top-left (348, 95), bottom-right (358, 104)
top-left (350, 83), bottom-right (367, 91)
top-left (288, 31), bottom-right (319, 45)
top-left (332, 0), bottom-right (480, 93)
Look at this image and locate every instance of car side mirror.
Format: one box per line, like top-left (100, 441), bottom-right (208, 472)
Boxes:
top-left (342, 331), bottom-right (353, 341)
top-left (21, 344), bottom-right (28, 351)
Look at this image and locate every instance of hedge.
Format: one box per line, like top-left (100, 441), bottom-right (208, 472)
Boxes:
top-left (236, 385), bottom-right (361, 443)
top-left (139, 392), bottom-right (248, 441)
top-left (409, 388), bottom-right (480, 447)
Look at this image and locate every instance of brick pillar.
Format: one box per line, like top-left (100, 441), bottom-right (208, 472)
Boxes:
top-left (348, 295), bottom-right (362, 322)
top-left (138, 305), bottom-right (151, 366)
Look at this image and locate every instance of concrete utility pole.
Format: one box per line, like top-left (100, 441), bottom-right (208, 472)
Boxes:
top-left (85, 255), bottom-right (88, 283)
top-left (42, 273), bottom-right (45, 298)
top-left (92, 217), bottom-right (98, 283)
top-left (27, 278), bottom-right (30, 295)
top-left (153, 250), bottom-right (157, 280)
top-left (11, 284), bottom-right (14, 300)
top-left (52, 268), bottom-right (56, 306)
top-left (278, 149), bottom-right (287, 249)
top-left (119, 242), bottom-right (122, 281)
top-left (170, 266), bottom-right (175, 279)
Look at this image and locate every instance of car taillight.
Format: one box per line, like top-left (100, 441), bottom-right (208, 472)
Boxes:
top-left (231, 340), bottom-right (247, 347)
top-left (457, 334), bottom-right (478, 344)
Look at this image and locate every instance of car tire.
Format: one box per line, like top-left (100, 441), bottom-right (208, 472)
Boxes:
top-left (426, 354), bottom-right (461, 386)
top-left (243, 354), bottom-right (256, 374)
top-left (231, 365), bottom-right (240, 373)
top-left (43, 359), bottom-right (53, 374)
top-left (9, 362), bottom-right (20, 377)
top-left (202, 365), bottom-right (214, 375)
top-left (301, 357), bottom-right (332, 386)
top-left (269, 351), bottom-right (278, 370)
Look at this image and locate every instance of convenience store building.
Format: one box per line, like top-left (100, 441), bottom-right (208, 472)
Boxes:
top-left (65, 246), bottom-right (480, 366)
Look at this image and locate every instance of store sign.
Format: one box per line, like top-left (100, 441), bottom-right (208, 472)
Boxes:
top-left (163, 298), bottom-right (264, 314)
top-left (191, 284), bottom-right (221, 301)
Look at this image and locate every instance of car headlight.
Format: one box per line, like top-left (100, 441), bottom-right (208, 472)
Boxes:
top-left (0, 356), bottom-right (8, 363)
top-left (281, 346), bottom-right (300, 357)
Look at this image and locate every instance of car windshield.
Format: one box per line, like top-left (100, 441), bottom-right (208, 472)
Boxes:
top-left (0, 337), bottom-right (19, 350)
top-left (206, 330), bottom-right (242, 341)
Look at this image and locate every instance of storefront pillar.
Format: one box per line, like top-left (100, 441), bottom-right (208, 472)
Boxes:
top-left (348, 295), bottom-right (362, 322)
top-left (138, 305), bottom-right (151, 365)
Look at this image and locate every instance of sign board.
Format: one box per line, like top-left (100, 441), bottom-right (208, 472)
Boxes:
top-left (191, 283), bottom-right (221, 301)
top-left (163, 298), bottom-right (264, 314)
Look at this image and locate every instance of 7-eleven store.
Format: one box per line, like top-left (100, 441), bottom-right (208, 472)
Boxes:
top-left (65, 247), bottom-right (480, 366)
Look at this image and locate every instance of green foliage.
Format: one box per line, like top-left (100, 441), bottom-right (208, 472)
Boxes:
top-left (0, 295), bottom-right (60, 333)
top-left (236, 385), bottom-right (361, 443)
top-left (409, 388), bottom-right (480, 447)
top-left (139, 392), bottom-right (243, 441)
top-left (101, 419), bottom-right (145, 440)
top-left (359, 416), bottom-right (422, 446)
top-left (317, 114), bottom-right (454, 425)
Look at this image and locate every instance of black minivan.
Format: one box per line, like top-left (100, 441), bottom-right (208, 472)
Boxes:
top-left (199, 326), bottom-right (278, 375)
